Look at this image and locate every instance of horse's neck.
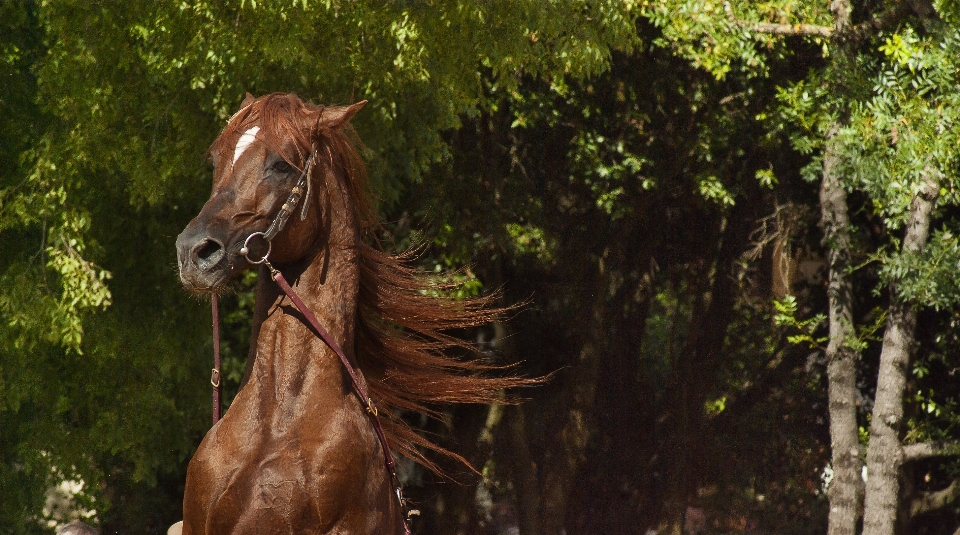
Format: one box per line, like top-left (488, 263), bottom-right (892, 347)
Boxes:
top-left (245, 171), bottom-right (361, 410)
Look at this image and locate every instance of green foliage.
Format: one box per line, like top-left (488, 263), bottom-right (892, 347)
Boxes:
top-left (0, 3), bottom-right (641, 528)
top-left (8, 0), bottom-right (960, 531)
top-left (698, 175), bottom-right (737, 206)
top-left (755, 167), bottom-right (777, 189)
top-left (569, 131), bottom-right (649, 218)
top-left (935, 0), bottom-right (960, 24)
top-left (704, 395), bottom-right (727, 415)
top-left (641, 0), bottom-right (830, 79)
top-left (774, 76), bottom-right (832, 158)
top-left (880, 228), bottom-right (960, 309)
top-left (836, 27), bottom-right (960, 228)
top-left (504, 223), bottom-right (553, 262)
top-left (773, 295), bottom-right (827, 348)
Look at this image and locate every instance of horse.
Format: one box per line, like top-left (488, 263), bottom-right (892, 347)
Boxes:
top-left (174, 93), bottom-right (529, 534)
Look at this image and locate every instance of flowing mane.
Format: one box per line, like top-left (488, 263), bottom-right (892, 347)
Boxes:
top-left (214, 93), bottom-right (534, 474)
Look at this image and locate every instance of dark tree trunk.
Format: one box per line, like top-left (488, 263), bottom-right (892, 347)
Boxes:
top-left (655, 197), bottom-right (755, 534)
top-left (566, 223), bottom-right (657, 533)
top-left (508, 404), bottom-right (541, 535)
top-left (538, 266), bottom-right (609, 535)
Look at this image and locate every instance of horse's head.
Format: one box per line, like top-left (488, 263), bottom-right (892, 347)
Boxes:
top-left (176, 93), bottom-right (366, 292)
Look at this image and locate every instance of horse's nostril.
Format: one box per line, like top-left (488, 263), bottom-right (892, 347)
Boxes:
top-left (197, 240), bottom-right (220, 261)
top-left (194, 239), bottom-right (225, 270)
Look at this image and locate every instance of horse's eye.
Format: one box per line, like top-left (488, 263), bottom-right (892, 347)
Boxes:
top-left (273, 160), bottom-right (292, 173)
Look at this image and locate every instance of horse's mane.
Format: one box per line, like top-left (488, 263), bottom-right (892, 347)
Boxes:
top-left (222, 93), bottom-right (535, 474)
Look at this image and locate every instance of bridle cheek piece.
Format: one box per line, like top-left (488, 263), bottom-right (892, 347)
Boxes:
top-left (211, 145), bottom-right (416, 534)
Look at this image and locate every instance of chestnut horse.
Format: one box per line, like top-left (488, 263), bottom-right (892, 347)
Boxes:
top-left (174, 93), bottom-right (526, 534)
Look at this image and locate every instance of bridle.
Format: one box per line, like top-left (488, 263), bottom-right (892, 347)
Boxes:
top-left (208, 143), bottom-right (415, 534)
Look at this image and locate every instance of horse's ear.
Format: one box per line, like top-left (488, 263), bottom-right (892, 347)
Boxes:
top-left (241, 92), bottom-right (256, 108)
top-left (322, 101), bottom-right (367, 129)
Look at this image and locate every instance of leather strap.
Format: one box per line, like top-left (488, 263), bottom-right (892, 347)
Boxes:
top-left (263, 154), bottom-right (313, 241)
top-left (270, 268), bottom-right (397, 477)
top-left (271, 268), bottom-right (412, 535)
top-left (208, 275), bottom-right (412, 534)
top-left (211, 294), bottom-right (222, 424)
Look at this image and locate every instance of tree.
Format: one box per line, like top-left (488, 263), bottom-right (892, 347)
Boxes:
top-left (10, 1), bottom-right (960, 534)
top-left (640, 1), bottom-right (960, 533)
top-left (0, 1), bottom-right (640, 532)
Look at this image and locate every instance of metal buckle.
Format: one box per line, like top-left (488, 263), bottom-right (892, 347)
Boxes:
top-left (240, 231), bottom-right (271, 264)
top-left (210, 368), bottom-right (221, 388)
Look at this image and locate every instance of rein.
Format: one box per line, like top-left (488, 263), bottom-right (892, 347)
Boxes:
top-left (211, 294), bottom-right (222, 424)
top-left (208, 148), bottom-right (414, 534)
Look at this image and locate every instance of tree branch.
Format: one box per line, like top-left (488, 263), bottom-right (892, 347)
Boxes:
top-left (751, 22), bottom-right (833, 37)
top-left (910, 479), bottom-right (960, 517)
top-left (903, 440), bottom-right (960, 462)
top-left (723, 2), bottom-right (833, 37)
top-left (725, 0), bottom-right (918, 41)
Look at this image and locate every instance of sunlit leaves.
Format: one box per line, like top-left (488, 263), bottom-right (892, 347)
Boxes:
top-left (934, 0), bottom-right (960, 25)
top-left (698, 175), bottom-right (736, 206)
top-left (505, 223), bottom-right (553, 262)
top-left (773, 295), bottom-right (827, 348)
top-left (879, 228), bottom-right (960, 310)
top-left (755, 168), bottom-right (777, 189)
top-left (774, 77), bottom-right (832, 155)
top-left (3, 0), bottom-right (641, 356)
top-left (569, 130), bottom-right (650, 218)
top-left (45, 232), bottom-right (112, 353)
top-left (641, 0), bottom-right (830, 79)
top-left (836, 29), bottom-right (960, 229)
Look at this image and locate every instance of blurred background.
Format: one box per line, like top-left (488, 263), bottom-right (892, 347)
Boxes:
top-left (4, 1), bottom-right (960, 534)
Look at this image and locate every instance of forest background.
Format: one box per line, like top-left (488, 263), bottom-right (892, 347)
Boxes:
top-left (6, 1), bottom-right (960, 534)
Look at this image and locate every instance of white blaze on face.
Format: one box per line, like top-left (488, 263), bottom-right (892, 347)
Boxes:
top-left (233, 126), bottom-right (260, 165)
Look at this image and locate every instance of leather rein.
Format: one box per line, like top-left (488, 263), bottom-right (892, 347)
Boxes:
top-left (208, 147), bottom-right (414, 534)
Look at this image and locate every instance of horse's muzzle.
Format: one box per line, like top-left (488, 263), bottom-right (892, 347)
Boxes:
top-left (176, 230), bottom-right (229, 291)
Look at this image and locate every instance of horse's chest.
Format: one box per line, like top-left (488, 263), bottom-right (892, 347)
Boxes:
top-left (189, 432), bottom-right (332, 533)
top-left (193, 408), bottom-right (374, 527)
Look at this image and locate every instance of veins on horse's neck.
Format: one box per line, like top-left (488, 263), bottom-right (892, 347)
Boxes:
top-left (246, 173), bottom-right (361, 405)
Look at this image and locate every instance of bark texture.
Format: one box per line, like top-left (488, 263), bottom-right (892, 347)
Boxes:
top-left (820, 136), bottom-right (863, 535)
top-left (822, 3), bottom-right (862, 533)
top-left (862, 173), bottom-right (939, 535)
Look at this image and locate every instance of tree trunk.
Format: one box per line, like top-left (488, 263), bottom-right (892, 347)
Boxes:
top-left (538, 268), bottom-right (607, 535)
top-left (508, 404), bottom-right (541, 535)
top-left (821, 1), bottom-right (864, 531)
top-left (862, 172), bottom-right (939, 535)
top-left (820, 134), bottom-right (864, 535)
top-left (655, 200), bottom-right (753, 534)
